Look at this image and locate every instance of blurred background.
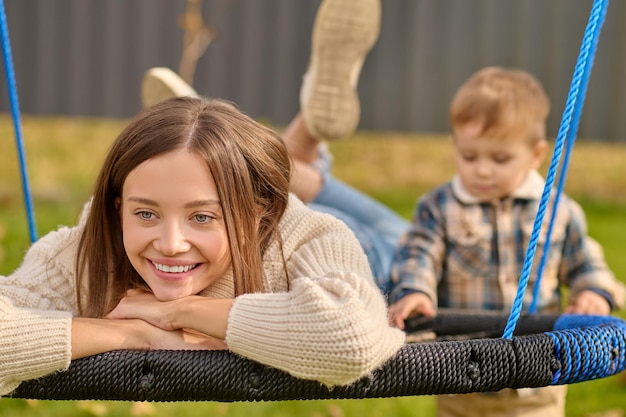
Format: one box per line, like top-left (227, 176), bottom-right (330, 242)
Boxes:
top-left (1, 0), bottom-right (625, 141)
top-left (0, 1), bottom-right (625, 416)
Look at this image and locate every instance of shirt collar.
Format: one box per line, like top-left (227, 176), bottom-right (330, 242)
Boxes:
top-left (451, 170), bottom-right (545, 204)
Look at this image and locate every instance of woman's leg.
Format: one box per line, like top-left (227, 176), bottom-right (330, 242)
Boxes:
top-left (314, 173), bottom-right (409, 249)
top-left (141, 67), bottom-right (199, 108)
top-left (299, 0), bottom-right (381, 142)
top-left (283, 0), bottom-right (409, 292)
top-left (285, 116), bottom-right (410, 291)
top-left (283, 114), bottom-right (325, 203)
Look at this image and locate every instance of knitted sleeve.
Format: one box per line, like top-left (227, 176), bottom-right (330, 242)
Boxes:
top-left (0, 225), bottom-right (79, 396)
top-left (225, 198), bottom-right (405, 387)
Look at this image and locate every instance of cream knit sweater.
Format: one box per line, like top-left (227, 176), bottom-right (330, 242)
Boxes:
top-left (0, 195), bottom-right (405, 396)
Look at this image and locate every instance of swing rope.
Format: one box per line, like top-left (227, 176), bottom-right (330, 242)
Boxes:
top-left (502, 0), bottom-right (608, 338)
top-left (0, 0), bottom-right (37, 243)
top-left (528, 0), bottom-right (607, 314)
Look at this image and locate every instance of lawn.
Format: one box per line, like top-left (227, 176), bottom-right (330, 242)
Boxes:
top-left (0, 116), bottom-right (624, 416)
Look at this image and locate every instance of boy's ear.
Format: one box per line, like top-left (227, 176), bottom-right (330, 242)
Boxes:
top-left (532, 139), bottom-right (549, 169)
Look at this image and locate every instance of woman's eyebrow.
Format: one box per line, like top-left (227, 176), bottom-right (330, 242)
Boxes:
top-left (127, 196), bottom-right (158, 206)
top-left (184, 199), bottom-right (221, 209)
top-left (126, 197), bottom-right (220, 209)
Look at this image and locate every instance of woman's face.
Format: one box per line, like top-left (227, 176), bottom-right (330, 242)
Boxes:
top-left (120, 149), bottom-right (231, 301)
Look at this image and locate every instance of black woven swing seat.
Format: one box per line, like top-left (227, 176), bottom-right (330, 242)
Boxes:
top-left (9, 311), bottom-right (626, 402)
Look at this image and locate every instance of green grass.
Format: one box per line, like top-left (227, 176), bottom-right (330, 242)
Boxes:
top-left (0, 116), bottom-right (625, 416)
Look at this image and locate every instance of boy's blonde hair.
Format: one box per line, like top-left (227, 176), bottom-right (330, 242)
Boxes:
top-left (450, 66), bottom-right (550, 143)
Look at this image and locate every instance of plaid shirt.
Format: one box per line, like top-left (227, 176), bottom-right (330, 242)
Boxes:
top-left (391, 171), bottom-right (624, 312)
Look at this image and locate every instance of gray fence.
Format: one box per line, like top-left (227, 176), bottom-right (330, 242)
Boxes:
top-left (1, 0), bottom-right (625, 140)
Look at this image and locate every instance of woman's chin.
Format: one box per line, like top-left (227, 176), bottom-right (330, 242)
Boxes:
top-left (151, 287), bottom-right (192, 302)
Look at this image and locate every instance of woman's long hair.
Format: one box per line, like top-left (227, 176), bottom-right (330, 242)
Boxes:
top-left (76, 97), bottom-right (291, 317)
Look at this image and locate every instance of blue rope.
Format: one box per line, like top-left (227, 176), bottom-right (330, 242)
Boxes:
top-left (502, 0), bottom-right (609, 338)
top-left (0, 0), bottom-right (37, 243)
top-left (548, 315), bottom-right (626, 384)
top-left (528, 0), bottom-right (607, 313)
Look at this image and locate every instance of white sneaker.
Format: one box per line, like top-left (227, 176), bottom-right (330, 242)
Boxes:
top-left (141, 67), bottom-right (199, 109)
top-left (300, 0), bottom-right (381, 141)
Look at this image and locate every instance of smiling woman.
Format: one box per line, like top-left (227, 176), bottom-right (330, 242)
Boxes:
top-left (119, 150), bottom-right (231, 303)
top-left (0, 97), bottom-right (405, 396)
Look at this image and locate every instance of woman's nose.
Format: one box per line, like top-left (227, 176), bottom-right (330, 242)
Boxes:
top-left (154, 221), bottom-right (191, 255)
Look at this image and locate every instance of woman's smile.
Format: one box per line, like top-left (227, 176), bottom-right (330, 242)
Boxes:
top-left (148, 258), bottom-right (202, 281)
top-left (151, 261), bottom-right (199, 274)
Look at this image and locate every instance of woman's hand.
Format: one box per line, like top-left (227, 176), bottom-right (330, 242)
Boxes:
top-left (107, 289), bottom-right (233, 340)
top-left (107, 289), bottom-right (181, 330)
top-left (71, 317), bottom-right (227, 360)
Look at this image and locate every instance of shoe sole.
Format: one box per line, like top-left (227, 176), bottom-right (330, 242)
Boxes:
top-left (141, 67), bottom-right (198, 109)
top-left (302, 0), bottom-right (381, 140)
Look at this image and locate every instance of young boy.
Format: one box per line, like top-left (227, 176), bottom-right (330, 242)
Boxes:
top-left (388, 66), bottom-right (625, 417)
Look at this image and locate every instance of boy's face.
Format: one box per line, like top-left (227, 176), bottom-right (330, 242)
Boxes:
top-left (452, 123), bottom-right (546, 203)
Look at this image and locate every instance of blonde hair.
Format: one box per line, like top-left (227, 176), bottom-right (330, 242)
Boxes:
top-left (450, 66), bottom-right (550, 143)
top-left (76, 97), bottom-right (291, 317)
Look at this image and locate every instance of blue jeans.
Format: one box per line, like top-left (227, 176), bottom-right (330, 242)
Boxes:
top-left (310, 174), bottom-right (409, 297)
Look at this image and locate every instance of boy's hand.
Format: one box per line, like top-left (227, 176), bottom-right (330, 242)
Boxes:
top-left (388, 292), bottom-right (435, 330)
top-left (565, 290), bottom-right (611, 315)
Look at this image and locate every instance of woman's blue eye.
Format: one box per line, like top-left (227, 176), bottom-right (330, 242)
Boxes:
top-left (138, 211), bottom-right (154, 220)
top-left (194, 214), bottom-right (211, 223)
